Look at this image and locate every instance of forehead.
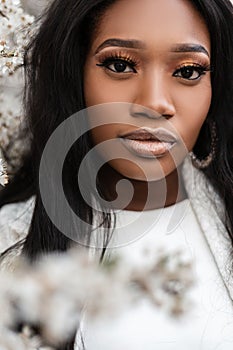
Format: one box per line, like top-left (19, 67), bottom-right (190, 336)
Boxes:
top-left (92, 0), bottom-right (210, 54)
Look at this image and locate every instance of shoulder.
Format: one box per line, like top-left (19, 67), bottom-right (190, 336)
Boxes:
top-left (0, 196), bottom-right (35, 256)
top-left (0, 242), bottom-right (23, 272)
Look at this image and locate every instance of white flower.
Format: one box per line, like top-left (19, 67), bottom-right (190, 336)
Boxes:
top-left (0, 246), bottom-right (195, 347)
top-left (0, 0), bottom-right (37, 171)
top-left (0, 326), bottom-right (46, 350)
top-left (0, 0), bottom-right (35, 77)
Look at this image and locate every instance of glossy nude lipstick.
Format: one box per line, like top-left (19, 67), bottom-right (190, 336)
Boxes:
top-left (120, 127), bottom-right (178, 158)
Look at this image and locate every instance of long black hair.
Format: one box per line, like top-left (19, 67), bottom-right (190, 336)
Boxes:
top-left (0, 0), bottom-right (233, 348)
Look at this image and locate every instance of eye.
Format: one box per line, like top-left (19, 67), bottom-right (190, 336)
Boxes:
top-left (173, 65), bottom-right (209, 81)
top-left (96, 56), bottom-right (138, 74)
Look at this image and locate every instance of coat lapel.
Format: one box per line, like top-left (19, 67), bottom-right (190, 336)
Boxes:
top-left (182, 156), bottom-right (233, 301)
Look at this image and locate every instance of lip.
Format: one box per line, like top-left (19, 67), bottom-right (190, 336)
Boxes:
top-left (120, 127), bottom-right (178, 142)
top-left (119, 127), bottom-right (178, 158)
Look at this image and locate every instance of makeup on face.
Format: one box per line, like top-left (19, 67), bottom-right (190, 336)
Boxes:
top-left (84, 0), bottom-right (212, 184)
top-left (94, 39), bottom-right (211, 84)
top-left (119, 127), bottom-right (178, 159)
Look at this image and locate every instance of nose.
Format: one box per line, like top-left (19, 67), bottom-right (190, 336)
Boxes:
top-left (130, 72), bottom-right (176, 119)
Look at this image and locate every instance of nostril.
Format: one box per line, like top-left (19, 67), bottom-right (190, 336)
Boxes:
top-left (162, 113), bottom-right (174, 120)
top-left (129, 103), bottom-right (168, 119)
top-left (133, 112), bottom-right (149, 118)
top-left (131, 110), bottom-right (174, 120)
top-left (131, 111), bottom-right (162, 119)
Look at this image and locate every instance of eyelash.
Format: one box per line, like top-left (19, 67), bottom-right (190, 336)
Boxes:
top-left (173, 63), bottom-right (211, 80)
top-left (96, 53), bottom-right (139, 73)
top-left (96, 53), bottom-right (211, 81)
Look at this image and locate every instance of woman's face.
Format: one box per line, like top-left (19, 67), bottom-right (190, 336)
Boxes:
top-left (84, 0), bottom-right (211, 181)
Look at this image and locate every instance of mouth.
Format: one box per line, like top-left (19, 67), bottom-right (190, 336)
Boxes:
top-left (119, 127), bottom-right (178, 158)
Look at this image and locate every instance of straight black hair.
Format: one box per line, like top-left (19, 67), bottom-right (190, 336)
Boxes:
top-left (0, 0), bottom-right (233, 348)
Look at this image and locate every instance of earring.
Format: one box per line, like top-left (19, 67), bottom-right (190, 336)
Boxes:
top-left (0, 158), bottom-right (8, 186)
top-left (190, 121), bottom-right (217, 169)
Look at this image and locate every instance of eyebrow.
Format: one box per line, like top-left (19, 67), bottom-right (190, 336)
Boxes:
top-left (171, 43), bottom-right (210, 57)
top-left (95, 38), bottom-right (209, 57)
top-left (95, 39), bottom-right (146, 53)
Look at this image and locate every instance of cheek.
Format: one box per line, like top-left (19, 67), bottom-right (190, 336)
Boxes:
top-left (90, 125), bottom-right (117, 144)
top-left (84, 62), bottom-right (114, 106)
top-left (84, 78), bottom-right (131, 106)
top-left (84, 60), bottom-right (136, 106)
top-left (174, 83), bottom-right (212, 150)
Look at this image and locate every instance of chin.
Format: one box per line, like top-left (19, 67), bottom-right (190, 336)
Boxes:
top-left (111, 160), bottom-right (176, 182)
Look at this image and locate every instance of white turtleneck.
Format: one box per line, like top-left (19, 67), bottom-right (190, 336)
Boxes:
top-left (76, 199), bottom-right (233, 350)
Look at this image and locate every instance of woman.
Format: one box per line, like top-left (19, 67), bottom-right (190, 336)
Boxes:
top-left (0, 0), bottom-right (233, 349)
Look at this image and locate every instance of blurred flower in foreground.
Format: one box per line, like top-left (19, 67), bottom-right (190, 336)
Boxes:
top-left (0, 247), bottom-right (195, 349)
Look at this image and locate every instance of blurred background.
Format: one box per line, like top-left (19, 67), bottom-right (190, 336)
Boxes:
top-left (0, 0), bottom-right (51, 179)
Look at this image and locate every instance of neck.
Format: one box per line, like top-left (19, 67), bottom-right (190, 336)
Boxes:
top-left (97, 164), bottom-right (187, 211)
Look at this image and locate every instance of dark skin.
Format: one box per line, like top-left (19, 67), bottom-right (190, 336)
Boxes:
top-left (97, 162), bottom-right (187, 211)
top-left (84, 0), bottom-right (211, 211)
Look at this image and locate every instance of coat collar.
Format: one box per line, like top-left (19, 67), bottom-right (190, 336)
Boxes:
top-left (182, 156), bottom-right (233, 301)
